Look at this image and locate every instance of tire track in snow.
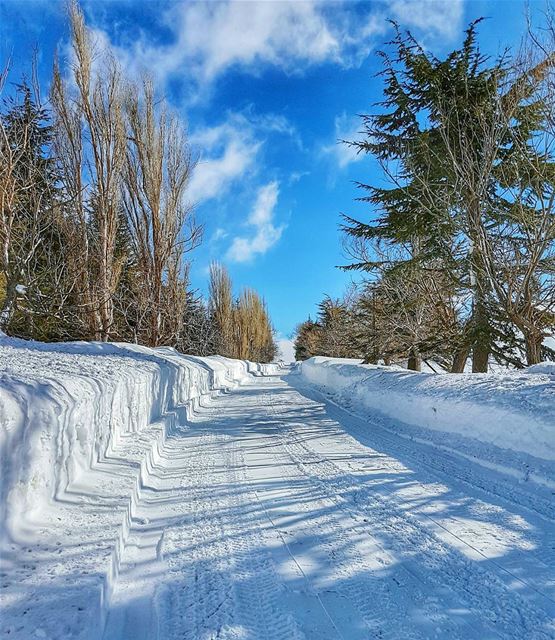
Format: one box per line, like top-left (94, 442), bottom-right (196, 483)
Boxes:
top-left (254, 387), bottom-right (475, 640)
top-left (9, 369), bottom-right (551, 640)
top-left (271, 378), bottom-right (555, 639)
top-left (295, 379), bottom-right (555, 522)
top-left (154, 405), bottom-right (304, 640)
top-left (295, 379), bottom-right (555, 596)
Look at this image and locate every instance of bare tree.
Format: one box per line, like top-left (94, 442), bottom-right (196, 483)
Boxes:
top-left (209, 262), bottom-right (235, 357)
top-left (51, 1), bottom-right (126, 340)
top-left (208, 263), bottom-right (276, 361)
top-left (123, 78), bottom-right (200, 347)
top-left (234, 288), bottom-right (276, 361)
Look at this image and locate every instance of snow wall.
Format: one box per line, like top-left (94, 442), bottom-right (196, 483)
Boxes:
top-left (0, 337), bottom-right (280, 631)
top-left (0, 338), bottom-right (281, 541)
top-left (300, 356), bottom-right (555, 486)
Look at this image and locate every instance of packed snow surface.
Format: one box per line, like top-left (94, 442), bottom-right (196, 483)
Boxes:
top-left (1, 340), bottom-right (554, 639)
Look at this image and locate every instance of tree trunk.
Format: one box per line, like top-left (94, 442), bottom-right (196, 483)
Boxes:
top-left (468, 221), bottom-right (491, 373)
top-left (451, 345), bottom-right (470, 373)
top-left (149, 265), bottom-right (163, 347)
top-left (471, 290), bottom-right (490, 373)
top-left (472, 344), bottom-right (489, 372)
top-left (0, 274), bottom-right (17, 333)
top-left (407, 347), bottom-right (422, 371)
top-left (525, 331), bottom-right (543, 366)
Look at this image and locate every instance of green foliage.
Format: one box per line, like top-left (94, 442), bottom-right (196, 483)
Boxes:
top-left (339, 19), bottom-right (555, 370)
top-left (0, 81), bottom-right (73, 340)
top-left (294, 319), bottom-right (322, 361)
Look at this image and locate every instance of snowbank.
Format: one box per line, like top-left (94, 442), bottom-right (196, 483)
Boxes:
top-left (0, 338), bottom-right (277, 542)
top-left (526, 361), bottom-right (555, 376)
top-left (300, 357), bottom-right (555, 484)
top-left (0, 336), bottom-right (275, 637)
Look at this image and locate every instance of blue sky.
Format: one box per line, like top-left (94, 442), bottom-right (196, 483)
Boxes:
top-left (0, 0), bottom-right (543, 356)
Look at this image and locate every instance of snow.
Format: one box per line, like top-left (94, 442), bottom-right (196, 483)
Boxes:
top-left (527, 361), bottom-right (555, 376)
top-left (1, 339), bottom-right (554, 639)
top-left (300, 356), bottom-right (555, 486)
top-left (0, 336), bottom-right (260, 639)
top-left (0, 338), bottom-right (253, 539)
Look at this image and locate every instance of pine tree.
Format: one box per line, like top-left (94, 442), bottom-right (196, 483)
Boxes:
top-left (179, 290), bottom-right (216, 356)
top-left (0, 79), bottom-right (69, 339)
top-left (342, 20), bottom-right (555, 370)
top-left (316, 296), bottom-right (356, 358)
top-left (294, 318), bottom-right (322, 361)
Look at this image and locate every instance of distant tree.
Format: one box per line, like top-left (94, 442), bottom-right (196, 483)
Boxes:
top-left (209, 262), bottom-right (235, 357)
top-left (179, 291), bottom-right (216, 356)
top-left (294, 291), bottom-right (364, 362)
top-left (208, 262), bottom-right (275, 361)
top-left (316, 296), bottom-right (357, 358)
top-left (234, 288), bottom-right (276, 362)
top-left (294, 318), bottom-right (322, 361)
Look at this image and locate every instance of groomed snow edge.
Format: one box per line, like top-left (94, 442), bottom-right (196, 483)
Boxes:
top-left (0, 337), bottom-right (280, 543)
top-left (0, 336), bottom-right (280, 636)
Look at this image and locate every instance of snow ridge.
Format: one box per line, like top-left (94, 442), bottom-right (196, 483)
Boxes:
top-left (0, 337), bottom-right (278, 638)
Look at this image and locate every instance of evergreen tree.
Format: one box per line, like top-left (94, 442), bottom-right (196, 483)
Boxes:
top-left (0, 80), bottom-right (69, 340)
top-left (294, 318), bottom-right (322, 361)
top-left (179, 290), bottom-right (216, 356)
top-left (316, 296), bottom-right (358, 358)
top-left (342, 20), bottom-right (554, 370)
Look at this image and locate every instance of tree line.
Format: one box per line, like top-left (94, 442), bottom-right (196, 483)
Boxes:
top-left (0, 2), bottom-right (277, 362)
top-left (296, 18), bottom-right (555, 372)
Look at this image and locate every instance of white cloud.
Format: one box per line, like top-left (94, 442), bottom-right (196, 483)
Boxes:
top-left (84, 1), bottom-right (455, 92)
top-left (248, 112), bottom-right (303, 149)
top-left (389, 0), bottom-right (465, 40)
top-left (226, 181), bottom-right (285, 263)
top-left (289, 171), bottom-right (310, 185)
top-left (210, 227), bottom-right (229, 243)
top-left (64, 2), bottom-right (468, 96)
top-left (188, 125), bottom-right (261, 203)
top-left (75, 0), bottom-right (465, 103)
top-left (188, 110), bottom-right (299, 204)
top-left (84, 1), bottom-right (343, 91)
top-left (322, 112), bottom-right (365, 169)
top-left (180, 1), bottom-right (341, 82)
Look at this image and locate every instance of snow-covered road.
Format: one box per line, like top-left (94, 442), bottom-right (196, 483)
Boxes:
top-left (96, 373), bottom-right (555, 639)
top-left (3, 371), bottom-right (555, 639)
